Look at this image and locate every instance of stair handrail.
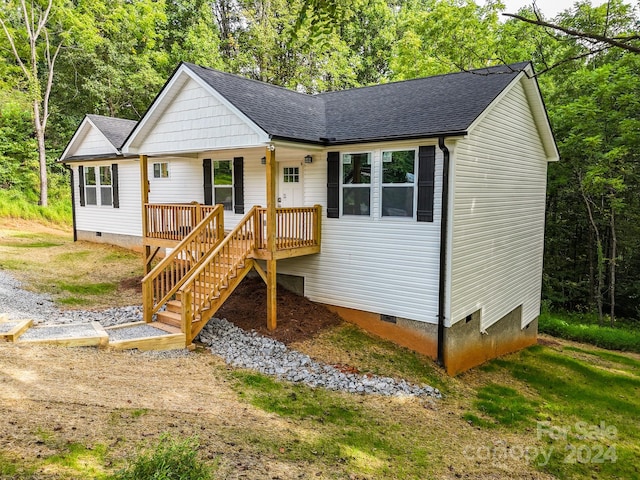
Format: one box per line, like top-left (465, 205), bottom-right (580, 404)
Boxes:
top-left (179, 206), bottom-right (259, 336)
top-left (142, 204), bottom-right (225, 322)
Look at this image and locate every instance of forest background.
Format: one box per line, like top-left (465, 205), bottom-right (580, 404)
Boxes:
top-left (1, 0), bottom-right (639, 326)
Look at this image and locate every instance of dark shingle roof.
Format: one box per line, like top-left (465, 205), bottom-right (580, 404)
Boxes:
top-left (87, 114), bottom-right (137, 149)
top-left (184, 64), bottom-right (326, 143)
top-left (184, 61), bottom-right (529, 145)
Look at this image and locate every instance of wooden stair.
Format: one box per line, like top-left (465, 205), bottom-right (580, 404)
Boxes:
top-left (145, 207), bottom-right (259, 346)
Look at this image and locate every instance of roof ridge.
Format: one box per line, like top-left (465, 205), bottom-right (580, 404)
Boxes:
top-left (316, 61), bottom-right (530, 97)
top-left (183, 62), bottom-right (318, 100)
top-left (86, 113), bottom-right (137, 122)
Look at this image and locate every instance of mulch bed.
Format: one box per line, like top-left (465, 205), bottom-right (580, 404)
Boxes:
top-left (215, 276), bottom-right (343, 344)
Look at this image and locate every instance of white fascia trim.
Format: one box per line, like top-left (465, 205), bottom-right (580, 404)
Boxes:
top-left (144, 143), bottom-right (269, 158)
top-left (122, 66), bottom-right (190, 154)
top-left (467, 64), bottom-right (559, 163)
top-left (520, 66), bottom-right (560, 162)
top-left (123, 64), bottom-right (270, 154)
top-left (60, 116), bottom-right (120, 160)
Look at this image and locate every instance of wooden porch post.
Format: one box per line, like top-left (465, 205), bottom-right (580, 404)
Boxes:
top-left (140, 154), bottom-right (151, 274)
top-left (266, 145), bottom-right (277, 331)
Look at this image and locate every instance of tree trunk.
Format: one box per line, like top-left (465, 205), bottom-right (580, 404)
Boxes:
top-left (578, 173), bottom-right (604, 325)
top-left (588, 228), bottom-right (595, 310)
top-left (610, 208), bottom-right (616, 327)
top-left (33, 100), bottom-right (48, 207)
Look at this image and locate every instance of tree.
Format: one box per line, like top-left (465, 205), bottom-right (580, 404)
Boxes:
top-left (546, 55), bottom-right (640, 325)
top-left (503, 0), bottom-right (640, 72)
top-left (0, 0), bottom-right (66, 206)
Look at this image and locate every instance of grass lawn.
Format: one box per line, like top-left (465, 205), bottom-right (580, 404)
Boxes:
top-left (0, 219), bottom-right (638, 479)
top-left (539, 311), bottom-right (640, 353)
top-left (0, 220), bottom-right (143, 308)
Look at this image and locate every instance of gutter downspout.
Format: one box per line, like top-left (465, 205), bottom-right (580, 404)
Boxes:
top-left (65, 164), bottom-right (78, 242)
top-left (437, 137), bottom-right (450, 366)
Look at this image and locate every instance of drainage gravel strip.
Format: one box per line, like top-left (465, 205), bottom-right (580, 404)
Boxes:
top-left (197, 319), bottom-right (441, 398)
top-left (0, 271), bottom-right (441, 398)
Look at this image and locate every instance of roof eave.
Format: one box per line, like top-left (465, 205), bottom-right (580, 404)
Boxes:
top-left (60, 153), bottom-right (135, 164)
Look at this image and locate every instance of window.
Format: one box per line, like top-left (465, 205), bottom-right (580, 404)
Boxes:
top-left (153, 162), bottom-right (169, 178)
top-left (381, 149), bottom-right (416, 217)
top-left (342, 152), bottom-right (371, 215)
top-left (283, 167), bottom-right (299, 183)
top-left (84, 166), bottom-right (112, 206)
top-left (213, 160), bottom-right (233, 211)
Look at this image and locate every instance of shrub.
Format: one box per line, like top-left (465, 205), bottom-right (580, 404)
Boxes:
top-left (110, 435), bottom-right (214, 480)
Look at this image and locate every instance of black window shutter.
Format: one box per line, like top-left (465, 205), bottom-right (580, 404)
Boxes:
top-left (203, 158), bottom-right (212, 205)
top-left (78, 165), bottom-right (85, 207)
top-left (111, 164), bottom-right (119, 208)
top-left (233, 157), bottom-right (244, 214)
top-left (327, 151), bottom-right (340, 218)
top-left (417, 146), bottom-right (436, 222)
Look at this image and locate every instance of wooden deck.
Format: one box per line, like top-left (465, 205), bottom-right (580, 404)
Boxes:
top-left (141, 203), bottom-right (322, 346)
top-left (142, 203), bottom-right (321, 258)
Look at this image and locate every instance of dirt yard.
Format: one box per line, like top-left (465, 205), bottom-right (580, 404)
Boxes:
top-left (3, 220), bottom-right (636, 479)
top-left (217, 276), bottom-right (343, 344)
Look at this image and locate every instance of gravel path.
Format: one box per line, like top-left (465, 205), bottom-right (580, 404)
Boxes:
top-left (19, 323), bottom-right (99, 340)
top-left (1, 270), bottom-right (441, 399)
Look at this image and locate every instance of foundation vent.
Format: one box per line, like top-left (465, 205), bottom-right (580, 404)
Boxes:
top-left (381, 314), bottom-right (397, 324)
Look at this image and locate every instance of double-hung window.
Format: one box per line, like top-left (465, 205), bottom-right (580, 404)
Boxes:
top-left (213, 160), bottom-right (233, 211)
top-left (381, 149), bottom-right (416, 218)
top-left (342, 152), bottom-right (371, 216)
top-left (84, 166), bottom-right (112, 206)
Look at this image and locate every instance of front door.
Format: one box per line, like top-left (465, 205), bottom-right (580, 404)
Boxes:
top-left (278, 162), bottom-right (303, 208)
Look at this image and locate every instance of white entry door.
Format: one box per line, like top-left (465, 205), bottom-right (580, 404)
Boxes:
top-left (278, 162), bottom-right (304, 208)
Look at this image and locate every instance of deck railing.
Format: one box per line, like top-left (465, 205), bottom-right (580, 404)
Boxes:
top-left (144, 203), bottom-right (219, 241)
top-left (142, 204), bottom-right (224, 322)
top-left (180, 206), bottom-right (258, 342)
top-left (255, 206), bottom-right (321, 250)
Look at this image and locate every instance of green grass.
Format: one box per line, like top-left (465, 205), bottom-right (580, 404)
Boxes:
top-left (0, 188), bottom-right (71, 226)
top-left (323, 324), bottom-right (447, 392)
top-left (0, 258), bottom-right (28, 270)
top-left (478, 345), bottom-right (640, 479)
top-left (463, 383), bottom-right (539, 429)
top-left (46, 443), bottom-right (108, 479)
top-left (58, 282), bottom-right (117, 296)
top-left (540, 312), bottom-right (640, 352)
top-left (563, 346), bottom-right (640, 373)
top-left (110, 435), bottom-right (215, 480)
top-left (0, 451), bottom-right (37, 479)
top-left (230, 370), bottom-right (435, 477)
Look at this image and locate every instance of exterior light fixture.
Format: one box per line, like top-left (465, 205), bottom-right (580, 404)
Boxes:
top-left (304, 155), bottom-right (313, 164)
top-left (261, 156), bottom-right (266, 165)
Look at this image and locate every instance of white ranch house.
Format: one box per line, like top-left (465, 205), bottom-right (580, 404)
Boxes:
top-left (60, 61), bottom-right (558, 374)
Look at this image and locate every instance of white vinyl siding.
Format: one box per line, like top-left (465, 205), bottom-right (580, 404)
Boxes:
top-left (134, 77), bottom-right (265, 155)
top-left (148, 157), bottom-right (203, 204)
top-left (73, 160), bottom-right (141, 236)
top-left (449, 79), bottom-right (548, 330)
top-left (277, 143), bottom-right (442, 324)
